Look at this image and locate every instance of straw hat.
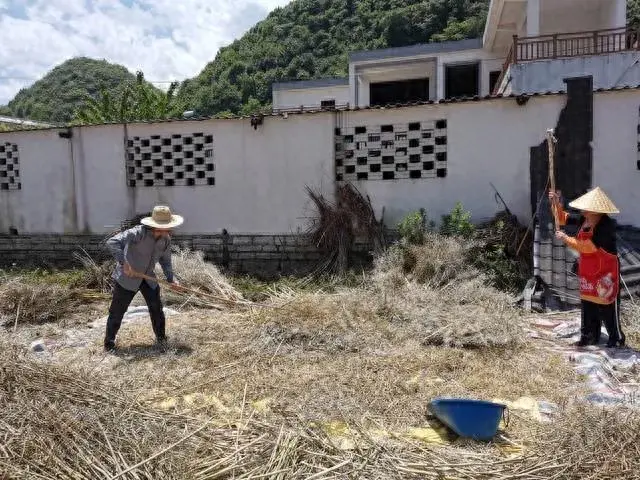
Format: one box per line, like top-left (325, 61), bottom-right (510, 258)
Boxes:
top-left (568, 187), bottom-right (619, 214)
top-left (141, 206), bottom-right (184, 229)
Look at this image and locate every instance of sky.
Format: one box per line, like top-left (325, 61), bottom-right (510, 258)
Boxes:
top-left (0, 0), bottom-right (292, 105)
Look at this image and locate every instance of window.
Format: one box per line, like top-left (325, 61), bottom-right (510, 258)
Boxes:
top-left (489, 70), bottom-right (502, 94)
top-left (445, 62), bottom-right (480, 99)
top-left (321, 99), bottom-right (336, 109)
top-left (369, 78), bottom-right (430, 106)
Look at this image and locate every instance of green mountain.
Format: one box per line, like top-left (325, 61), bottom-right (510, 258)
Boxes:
top-left (4, 0), bottom-right (640, 123)
top-left (176, 0), bottom-right (490, 116)
top-left (5, 58), bottom-right (152, 123)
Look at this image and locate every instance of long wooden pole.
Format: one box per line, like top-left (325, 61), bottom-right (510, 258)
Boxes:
top-left (514, 129), bottom-right (557, 257)
top-left (546, 128), bottom-right (559, 231)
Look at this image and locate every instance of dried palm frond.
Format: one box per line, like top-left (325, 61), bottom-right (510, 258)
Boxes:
top-left (305, 183), bottom-right (384, 275)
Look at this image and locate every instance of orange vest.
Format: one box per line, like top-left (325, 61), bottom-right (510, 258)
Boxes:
top-left (577, 225), bottom-right (619, 305)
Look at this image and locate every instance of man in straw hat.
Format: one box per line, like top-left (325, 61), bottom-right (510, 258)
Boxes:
top-left (103, 206), bottom-right (184, 352)
top-left (549, 187), bottom-right (626, 348)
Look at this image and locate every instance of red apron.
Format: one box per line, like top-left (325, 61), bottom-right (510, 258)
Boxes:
top-left (577, 225), bottom-right (619, 305)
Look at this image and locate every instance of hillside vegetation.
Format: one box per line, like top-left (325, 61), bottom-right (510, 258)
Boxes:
top-left (5, 58), bottom-right (155, 123)
top-left (3, 0), bottom-right (640, 122)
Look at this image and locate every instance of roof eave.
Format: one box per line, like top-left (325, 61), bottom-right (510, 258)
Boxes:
top-left (272, 78), bottom-right (349, 92)
top-left (482, 0), bottom-right (503, 51)
top-left (349, 38), bottom-right (484, 64)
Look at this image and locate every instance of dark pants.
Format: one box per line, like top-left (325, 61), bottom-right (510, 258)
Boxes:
top-left (581, 295), bottom-right (625, 346)
top-left (104, 281), bottom-right (166, 347)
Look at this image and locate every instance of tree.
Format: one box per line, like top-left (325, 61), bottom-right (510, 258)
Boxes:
top-left (73, 71), bottom-right (180, 124)
top-left (629, 0), bottom-right (640, 29)
top-left (240, 97), bottom-right (265, 115)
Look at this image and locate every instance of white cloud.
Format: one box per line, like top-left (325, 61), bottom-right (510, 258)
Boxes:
top-left (0, 0), bottom-right (291, 105)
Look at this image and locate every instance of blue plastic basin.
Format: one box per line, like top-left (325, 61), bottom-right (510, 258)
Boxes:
top-left (428, 398), bottom-right (507, 441)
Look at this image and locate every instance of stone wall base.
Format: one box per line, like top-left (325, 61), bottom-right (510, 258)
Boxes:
top-left (0, 233), bottom-right (375, 277)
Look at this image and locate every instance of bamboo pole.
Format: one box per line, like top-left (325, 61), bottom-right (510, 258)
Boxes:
top-left (546, 129), bottom-right (559, 231)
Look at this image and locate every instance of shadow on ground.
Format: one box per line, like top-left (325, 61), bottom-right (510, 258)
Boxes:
top-left (113, 342), bottom-right (193, 361)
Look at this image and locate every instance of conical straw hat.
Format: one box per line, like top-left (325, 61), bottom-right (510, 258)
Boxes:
top-left (568, 187), bottom-right (619, 214)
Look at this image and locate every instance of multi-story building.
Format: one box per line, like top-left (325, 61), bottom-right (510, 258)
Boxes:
top-left (273, 0), bottom-right (635, 111)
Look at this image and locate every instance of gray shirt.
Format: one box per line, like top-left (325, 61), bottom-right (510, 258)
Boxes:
top-left (106, 225), bottom-right (174, 291)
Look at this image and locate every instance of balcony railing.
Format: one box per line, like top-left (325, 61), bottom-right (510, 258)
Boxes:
top-left (514, 27), bottom-right (639, 63)
top-left (492, 27), bottom-right (640, 94)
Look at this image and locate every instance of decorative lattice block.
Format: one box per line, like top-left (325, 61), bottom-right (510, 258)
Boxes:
top-left (0, 142), bottom-right (21, 191)
top-left (335, 119), bottom-right (447, 182)
top-left (126, 133), bottom-right (215, 187)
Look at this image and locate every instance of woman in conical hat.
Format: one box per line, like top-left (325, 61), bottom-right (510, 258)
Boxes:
top-left (549, 187), bottom-right (625, 348)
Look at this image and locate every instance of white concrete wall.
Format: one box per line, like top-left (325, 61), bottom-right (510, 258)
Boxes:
top-left (539, 0), bottom-right (616, 35)
top-left (0, 128), bottom-right (77, 234)
top-left (592, 90), bottom-right (640, 227)
top-left (0, 114), bottom-right (336, 235)
top-left (72, 124), bottom-right (129, 233)
top-left (273, 85), bottom-right (350, 110)
top-left (526, 0), bottom-right (540, 36)
top-left (3, 89), bottom-right (640, 236)
top-left (610, 0), bottom-right (628, 29)
top-left (121, 115), bottom-right (335, 234)
top-left (337, 96), bottom-right (565, 226)
top-left (509, 51), bottom-right (640, 94)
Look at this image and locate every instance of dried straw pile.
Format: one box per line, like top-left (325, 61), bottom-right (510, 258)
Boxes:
top-left (73, 247), bottom-right (243, 305)
top-left (621, 299), bottom-right (640, 344)
top-left (156, 247), bottom-right (243, 306)
top-left (72, 250), bottom-right (115, 292)
top-left (0, 342), bottom-right (191, 478)
top-left (260, 280), bottom-right (523, 353)
top-left (375, 233), bottom-right (480, 288)
top-left (2, 340), bottom-right (639, 479)
top-left (0, 278), bottom-right (100, 327)
top-left (371, 233), bottom-right (524, 349)
top-left (0, 247), bottom-right (243, 328)
top-left (394, 279), bottom-right (524, 349)
top-left (526, 404), bottom-right (640, 479)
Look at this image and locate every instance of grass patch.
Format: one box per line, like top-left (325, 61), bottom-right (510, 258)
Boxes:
top-left (0, 266), bottom-right (87, 287)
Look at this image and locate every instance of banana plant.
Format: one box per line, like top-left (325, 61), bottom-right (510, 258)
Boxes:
top-left (72, 71), bottom-right (181, 124)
